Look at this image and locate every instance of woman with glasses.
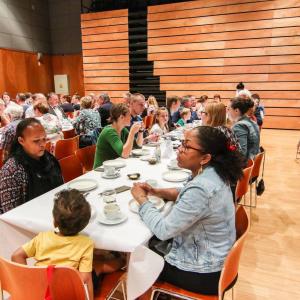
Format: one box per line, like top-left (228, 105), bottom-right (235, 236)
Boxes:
top-left (131, 126), bottom-right (244, 295)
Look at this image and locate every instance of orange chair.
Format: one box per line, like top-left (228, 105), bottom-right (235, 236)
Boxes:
top-left (55, 136), bottom-right (79, 160)
top-left (75, 145), bottom-right (96, 173)
top-left (150, 206), bottom-right (250, 300)
top-left (249, 150), bottom-right (265, 207)
top-left (59, 155), bottom-right (83, 183)
top-left (0, 257), bottom-right (86, 300)
top-left (235, 159), bottom-right (254, 206)
top-left (63, 128), bottom-right (76, 139)
top-left (143, 115), bottom-right (155, 129)
top-left (94, 270), bottom-right (126, 300)
top-left (45, 141), bottom-right (51, 152)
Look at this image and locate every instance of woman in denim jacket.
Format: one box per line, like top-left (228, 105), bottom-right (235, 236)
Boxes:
top-left (131, 126), bottom-right (244, 295)
top-left (228, 97), bottom-right (260, 160)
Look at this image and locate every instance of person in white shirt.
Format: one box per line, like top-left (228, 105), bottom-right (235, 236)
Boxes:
top-left (149, 107), bottom-right (169, 137)
top-left (47, 92), bottom-right (66, 122)
top-left (235, 82), bottom-right (252, 98)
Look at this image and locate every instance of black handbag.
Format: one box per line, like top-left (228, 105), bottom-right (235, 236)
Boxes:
top-left (256, 179), bottom-right (265, 196)
top-left (256, 147), bottom-right (265, 196)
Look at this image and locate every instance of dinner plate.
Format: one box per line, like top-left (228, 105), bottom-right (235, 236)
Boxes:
top-left (67, 179), bottom-right (98, 192)
top-left (103, 159), bottom-right (126, 169)
top-left (129, 197), bottom-right (165, 214)
top-left (101, 173), bottom-right (120, 179)
top-left (98, 213), bottom-right (128, 225)
top-left (162, 170), bottom-right (190, 182)
top-left (140, 155), bottom-right (152, 161)
top-left (132, 149), bottom-right (150, 156)
top-left (146, 141), bottom-right (162, 147)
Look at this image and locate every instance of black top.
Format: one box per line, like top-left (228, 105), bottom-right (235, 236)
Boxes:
top-left (98, 101), bottom-right (113, 127)
top-left (61, 103), bottom-right (75, 113)
top-left (14, 147), bottom-right (64, 201)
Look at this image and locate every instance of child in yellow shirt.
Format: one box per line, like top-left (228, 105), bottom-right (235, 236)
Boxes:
top-left (11, 189), bottom-right (94, 300)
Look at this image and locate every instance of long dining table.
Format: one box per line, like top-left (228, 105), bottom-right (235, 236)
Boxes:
top-left (0, 149), bottom-right (185, 259)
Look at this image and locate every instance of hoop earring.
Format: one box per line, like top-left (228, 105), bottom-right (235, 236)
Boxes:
top-left (198, 164), bottom-right (203, 175)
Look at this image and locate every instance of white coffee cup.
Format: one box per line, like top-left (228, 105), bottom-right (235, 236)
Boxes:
top-left (104, 165), bottom-right (117, 177)
top-left (103, 203), bottom-right (121, 220)
top-left (169, 159), bottom-right (179, 169)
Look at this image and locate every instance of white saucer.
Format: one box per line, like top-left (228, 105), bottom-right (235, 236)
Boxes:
top-left (167, 163), bottom-right (182, 170)
top-left (129, 197), bottom-right (165, 214)
top-left (132, 149), bottom-right (150, 156)
top-left (98, 213), bottom-right (128, 225)
top-left (146, 141), bottom-right (162, 147)
top-left (101, 173), bottom-right (120, 179)
top-left (68, 179), bottom-right (98, 192)
top-left (103, 159), bottom-right (126, 169)
top-left (140, 155), bottom-right (152, 161)
top-left (162, 170), bottom-right (190, 182)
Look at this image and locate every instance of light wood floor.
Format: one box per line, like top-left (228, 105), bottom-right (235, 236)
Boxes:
top-left (228, 129), bottom-right (300, 300)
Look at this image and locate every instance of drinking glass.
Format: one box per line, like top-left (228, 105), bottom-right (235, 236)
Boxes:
top-left (102, 189), bottom-right (117, 204)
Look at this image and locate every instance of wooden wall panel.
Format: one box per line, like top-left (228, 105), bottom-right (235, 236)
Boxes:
top-left (149, 46), bottom-right (300, 60)
top-left (149, 0), bottom-right (276, 13)
top-left (148, 17), bottom-right (300, 37)
top-left (148, 0), bottom-right (300, 130)
top-left (0, 48), bottom-right (53, 96)
top-left (0, 49), bottom-right (84, 98)
top-left (149, 0), bottom-right (300, 21)
top-left (81, 9), bottom-right (129, 101)
top-left (51, 54), bottom-right (84, 96)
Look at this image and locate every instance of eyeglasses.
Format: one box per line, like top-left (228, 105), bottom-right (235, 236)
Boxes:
top-left (179, 140), bottom-right (205, 153)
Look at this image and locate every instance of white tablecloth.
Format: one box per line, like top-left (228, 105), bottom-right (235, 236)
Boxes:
top-left (0, 154), bottom-right (182, 258)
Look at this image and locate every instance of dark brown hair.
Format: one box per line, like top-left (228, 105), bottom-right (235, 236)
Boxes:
top-left (166, 95), bottom-right (181, 110)
top-left (110, 103), bottom-right (129, 122)
top-left (194, 126), bottom-right (244, 184)
top-left (53, 189), bottom-right (91, 236)
top-left (213, 94), bottom-right (221, 101)
top-left (17, 93), bottom-right (26, 102)
top-left (63, 95), bottom-right (71, 103)
top-left (230, 97), bottom-right (254, 115)
top-left (198, 95), bottom-right (208, 103)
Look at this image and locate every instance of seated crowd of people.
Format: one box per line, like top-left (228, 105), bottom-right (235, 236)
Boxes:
top-left (0, 82), bottom-right (264, 299)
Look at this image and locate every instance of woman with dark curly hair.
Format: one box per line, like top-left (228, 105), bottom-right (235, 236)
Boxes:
top-left (131, 126), bottom-right (244, 295)
top-left (228, 97), bottom-right (260, 159)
